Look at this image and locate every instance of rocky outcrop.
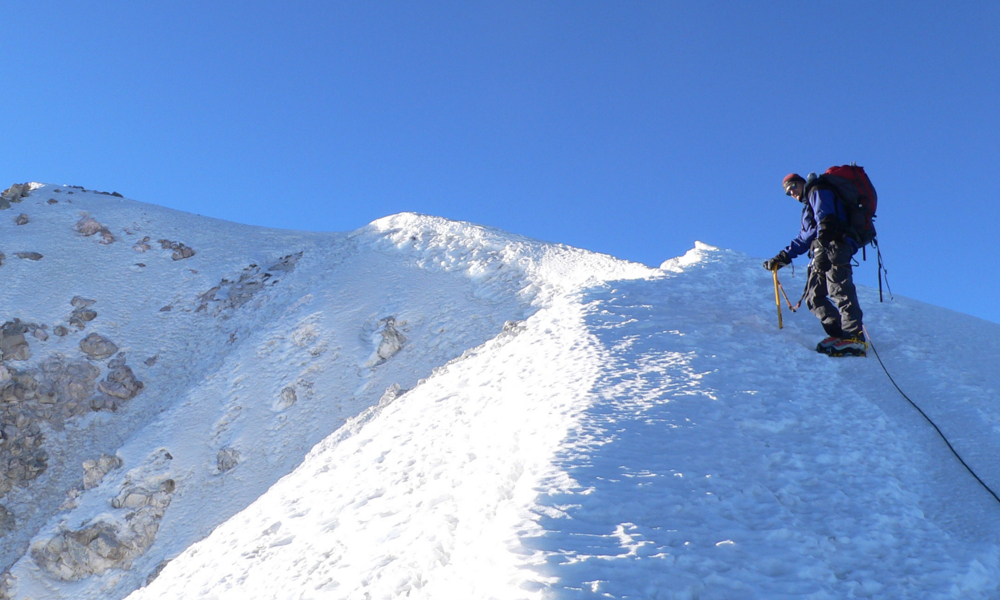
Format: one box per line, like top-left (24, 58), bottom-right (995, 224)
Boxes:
top-left (31, 453), bottom-right (176, 581)
top-left (79, 334), bottom-right (118, 360)
top-left (367, 317), bottom-right (407, 367)
top-left (216, 447), bottom-right (240, 473)
top-left (82, 454), bottom-right (124, 490)
top-left (195, 253), bottom-right (303, 316)
top-left (97, 355), bottom-right (144, 401)
top-left (68, 297), bottom-right (98, 331)
top-left (0, 183), bottom-right (32, 210)
top-left (267, 251), bottom-right (303, 272)
top-left (0, 369), bottom-right (48, 497)
top-left (276, 386), bottom-right (297, 411)
top-left (0, 348), bottom-right (133, 498)
top-left (158, 239), bottom-right (195, 261)
top-left (0, 321), bottom-right (34, 362)
top-left (14, 215), bottom-right (27, 226)
top-left (74, 216), bottom-right (104, 237)
top-left (0, 333), bottom-right (29, 363)
top-left (74, 215), bottom-right (115, 244)
top-left (91, 354), bottom-right (144, 412)
top-left (0, 505), bottom-right (13, 537)
top-left (35, 357), bottom-right (101, 420)
top-left (14, 252), bottom-right (42, 261)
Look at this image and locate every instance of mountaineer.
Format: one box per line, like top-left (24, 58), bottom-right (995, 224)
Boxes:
top-left (763, 172), bottom-right (867, 357)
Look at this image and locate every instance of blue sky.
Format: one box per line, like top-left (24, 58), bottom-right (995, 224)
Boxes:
top-left (3, 2), bottom-right (998, 324)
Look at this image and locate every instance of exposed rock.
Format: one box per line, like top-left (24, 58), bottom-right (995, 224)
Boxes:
top-left (1, 183), bottom-right (32, 207)
top-left (217, 447), bottom-right (240, 473)
top-left (75, 216), bottom-right (104, 236)
top-left (54, 360), bottom-right (99, 399)
top-left (0, 334), bottom-right (29, 362)
top-left (15, 252), bottom-right (42, 261)
top-left (171, 244), bottom-right (195, 260)
top-left (144, 355), bottom-right (158, 367)
top-left (31, 454), bottom-right (176, 581)
top-left (108, 354), bottom-right (126, 370)
top-left (74, 309), bottom-right (97, 322)
top-left (68, 298), bottom-right (98, 329)
top-left (0, 252), bottom-right (4, 267)
top-left (133, 236), bottom-right (151, 252)
top-left (277, 386), bottom-right (297, 411)
top-left (267, 251), bottom-right (303, 272)
top-left (33, 327), bottom-right (49, 341)
top-left (79, 334), bottom-right (118, 360)
top-left (86, 189), bottom-right (125, 198)
top-left (0, 322), bottom-right (31, 362)
top-left (83, 454), bottom-right (123, 490)
top-left (159, 305), bottom-right (172, 312)
top-left (47, 198), bottom-right (59, 205)
top-left (158, 239), bottom-right (196, 260)
top-left (90, 395), bottom-right (121, 412)
top-left (0, 504), bottom-right (13, 536)
top-left (15, 214), bottom-right (28, 226)
top-left (98, 363), bottom-right (143, 400)
top-left (111, 479), bottom-right (173, 510)
top-left (53, 326), bottom-right (69, 337)
top-left (31, 521), bottom-right (143, 581)
top-left (71, 297), bottom-right (96, 308)
top-left (368, 317), bottom-right (407, 366)
top-left (0, 404), bottom-right (48, 497)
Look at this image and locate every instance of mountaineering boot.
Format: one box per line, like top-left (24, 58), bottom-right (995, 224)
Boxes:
top-left (827, 334), bottom-right (867, 357)
top-left (816, 335), bottom-right (840, 354)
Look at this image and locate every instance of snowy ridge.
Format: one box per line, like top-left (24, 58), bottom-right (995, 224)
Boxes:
top-left (0, 185), bottom-right (654, 599)
top-left (2, 184), bottom-right (1000, 599)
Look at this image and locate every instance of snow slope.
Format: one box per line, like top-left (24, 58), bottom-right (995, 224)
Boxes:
top-left (2, 185), bottom-right (1000, 599)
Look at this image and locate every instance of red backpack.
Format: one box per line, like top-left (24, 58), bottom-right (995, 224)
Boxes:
top-left (817, 164), bottom-right (878, 247)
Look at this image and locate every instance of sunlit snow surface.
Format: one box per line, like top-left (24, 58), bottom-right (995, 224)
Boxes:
top-left (2, 186), bottom-right (1000, 599)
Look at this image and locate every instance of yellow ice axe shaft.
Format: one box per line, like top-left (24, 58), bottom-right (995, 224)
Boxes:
top-left (772, 268), bottom-right (783, 329)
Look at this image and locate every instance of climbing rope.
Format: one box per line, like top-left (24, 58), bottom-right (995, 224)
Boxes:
top-left (863, 325), bottom-right (1000, 505)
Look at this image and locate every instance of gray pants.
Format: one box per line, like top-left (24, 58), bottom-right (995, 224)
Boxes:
top-left (805, 241), bottom-right (864, 338)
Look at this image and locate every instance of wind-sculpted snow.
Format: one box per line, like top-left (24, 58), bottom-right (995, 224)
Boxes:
top-left (3, 186), bottom-right (1000, 599)
top-left (525, 244), bottom-right (1000, 598)
top-left (131, 242), bottom-right (1000, 600)
top-left (0, 185), bottom-right (654, 599)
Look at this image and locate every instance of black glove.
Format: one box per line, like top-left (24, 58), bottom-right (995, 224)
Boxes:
top-left (811, 239), bottom-right (831, 272)
top-left (763, 250), bottom-right (790, 271)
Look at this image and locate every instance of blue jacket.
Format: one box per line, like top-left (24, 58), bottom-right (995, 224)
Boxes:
top-left (783, 187), bottom-right (857, 260)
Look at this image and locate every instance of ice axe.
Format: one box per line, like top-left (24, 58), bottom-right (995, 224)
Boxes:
top-left (771, 268), bottom-right (799, 329)
top-left (772, 268), bottom-right (783, 329)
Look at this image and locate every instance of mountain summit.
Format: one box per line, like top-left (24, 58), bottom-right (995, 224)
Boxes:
top-left (1, 184), bottom-right (999, 599)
